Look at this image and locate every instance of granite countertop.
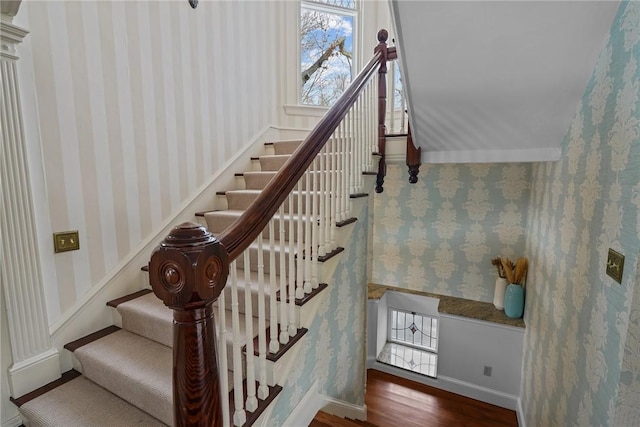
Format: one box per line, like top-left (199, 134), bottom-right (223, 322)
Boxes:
top-left (368, 283), bottom-right (526, 329)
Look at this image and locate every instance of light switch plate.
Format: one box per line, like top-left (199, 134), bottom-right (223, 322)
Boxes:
top-left (606, 248), bottom-right (624, 284)
top-left (53, 230), bottom-right (80, 253)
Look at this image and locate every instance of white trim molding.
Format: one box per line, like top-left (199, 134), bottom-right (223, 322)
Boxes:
top-left (369, 363), bottom-right (520, 410)
top-left (517, 398), bottom-right (527, 427)
top-left (1, 18), bottom-right (61, 398)
top-left (320, 394), bottom-right (368, 421)
top-left (283, 104), bottom-right (329, 118)
top-left (1, 414), bottom-right (22, 427)
top-left (281, 381), bottom-right (323, 427)
top-left (421, 147), bottom-right (562, 164)
top-left (281, 382), bottom-right (369, 425)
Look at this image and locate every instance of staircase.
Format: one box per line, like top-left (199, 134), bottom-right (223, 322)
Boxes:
top-left (10, 28), bottom-right (394, 427)
top-left (11, 136), bottom-right (379, 426)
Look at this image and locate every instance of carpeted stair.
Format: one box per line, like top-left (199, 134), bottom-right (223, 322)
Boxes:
top-left (11, 139), bottom-right (352, 426)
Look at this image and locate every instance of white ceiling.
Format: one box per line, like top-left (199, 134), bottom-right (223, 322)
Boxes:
top-left (390, 0), bottom-right (620, 163)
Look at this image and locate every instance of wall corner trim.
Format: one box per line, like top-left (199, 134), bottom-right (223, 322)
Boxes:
top-left (516, 397), bottom-right (527, 427)
top-left (319, 395), bottom-right (368, 421)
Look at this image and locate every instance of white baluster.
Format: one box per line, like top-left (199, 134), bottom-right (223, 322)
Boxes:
top-left (295, 180), bottom-right (304, 300)
top-left (355, 98), bottom-right (363, 193)
top-left (370, 82), bottom-right (377, 164)
top-left (336, 122), bottom-right (344, 223)
top-left (243, 251), bottom-right (257, 412)
top-left (288, 193), bottom-right (297, 337)
top-left (311, 157), bottom-right (319, 290)
top-left (304, 169), bottom-right (312, 294)
top-left (346, 110), bottom-right (354, 217)
top-left (256, 233), bottom-right (268, 400)
top-left (230, 262), bottom-right (246, 426)
top-left (268, 219), bottom-right (279, 353)
top-left (340, 124), bottom-right (345, 222)
top-left (319, 145), bottom-right (328, 256)
top-left (358, 92), bottom-right (365, 175)
top-left (278, 204), bottom-right (290, 345)
top-left (329, 136), bottom-right (337, 250)
top-left (389, 60), bottom-right (395, 134)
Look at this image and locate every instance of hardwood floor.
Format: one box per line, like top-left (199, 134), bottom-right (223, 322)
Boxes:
top-left (364, 369), bottom-right (518, 427)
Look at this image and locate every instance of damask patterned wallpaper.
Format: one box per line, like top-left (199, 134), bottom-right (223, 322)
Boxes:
top-left (372, 162), bottom-right (531, 302)
top-left (268, 210), bottom-right (369, 425)
top-left (522, 2), bottom-right (640, 426)
top-left (615, 257), bottom-right (640, 425)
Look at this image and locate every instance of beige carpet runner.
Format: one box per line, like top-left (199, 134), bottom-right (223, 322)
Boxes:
top-left (14, 141), bottom-right (305, 426)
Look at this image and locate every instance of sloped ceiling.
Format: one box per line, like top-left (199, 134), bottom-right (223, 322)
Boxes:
top-left (390, 0), bottom-right (619, 163)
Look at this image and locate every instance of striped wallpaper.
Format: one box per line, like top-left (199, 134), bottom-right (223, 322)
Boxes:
top-left (17, 0), bottom-right (391, 326)
top-left (18, 0), bottom-right (289, 324)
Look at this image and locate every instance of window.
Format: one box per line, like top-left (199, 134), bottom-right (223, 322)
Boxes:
top-left (377, 308), bottom-right (439, 378)
top-left (300, 0), bottom-right (356, 106)
top-left (389, 308), bottom-right (438, 353)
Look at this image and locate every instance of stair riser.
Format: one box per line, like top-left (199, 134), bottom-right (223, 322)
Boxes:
top-left (206, 213), bottom-right (311, 242)
top-left (234, 245), bottom-right (293, 276)
top-left (242, 173), bottom-right (276, 190)
top-left (272, 140), bottom-right (303, 155)
top-left (242, 171), bottom-right (326, 191)
top-left (221, 285), bottom-right (274, 321)
top-left (258, 156), bottom-right (289, 171)
top-left (226, 191), bottom-right (324, 213)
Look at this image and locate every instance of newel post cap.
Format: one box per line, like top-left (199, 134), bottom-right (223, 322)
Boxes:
top-left (377, 29), bottom-right (388, 43)
top-left (149, 222), bottom-right (229, 309)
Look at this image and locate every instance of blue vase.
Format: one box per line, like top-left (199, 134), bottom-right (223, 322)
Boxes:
top-left (504, 284), bottom-right (525, 319)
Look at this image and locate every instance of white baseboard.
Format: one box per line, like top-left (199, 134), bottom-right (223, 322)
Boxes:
top-left (281, 385), bottom-right (368, 425)
top-left (281, 381), bottom-right (322, 427)
top-left (320, 395), bottom-right (367, 421)
top-left (437, 375), bottom-right (519, 411)
top-left (49, 125), bottom-right (282, 372)
top-left (8, 348), bottom-right (60, 398)
top-left (516, 398), bottom-right (526, 427)
top-left (369, 362), bottom-right (519, 410)
top-left (1, 415), bottom-right (22, 427)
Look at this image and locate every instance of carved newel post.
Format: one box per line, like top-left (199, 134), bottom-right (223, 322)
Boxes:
top-left (375, 29), bottom-right (389, 193)
top-left (149, 222), bottom-right (229, 426)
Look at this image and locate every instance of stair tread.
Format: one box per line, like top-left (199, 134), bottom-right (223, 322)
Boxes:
top-left (19, 374), bottom-right (167, 427)
top-left (72, 329), bottom-right (173, 425)
top-left (116, 292), bottom-right (174, 347)
top-left (115, 291), bottom-right (263, 350)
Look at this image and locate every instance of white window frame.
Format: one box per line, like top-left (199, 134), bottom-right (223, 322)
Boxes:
top-left (298, 0), bottom-right (358, 108)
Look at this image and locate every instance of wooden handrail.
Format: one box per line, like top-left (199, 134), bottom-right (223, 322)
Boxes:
top-left (218, 30), bottom-right (388, 262)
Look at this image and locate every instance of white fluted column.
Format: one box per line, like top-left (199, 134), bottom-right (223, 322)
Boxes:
top-left (1, 9), bottom-right (61, 398)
